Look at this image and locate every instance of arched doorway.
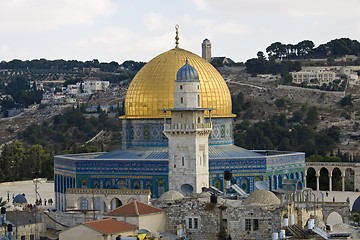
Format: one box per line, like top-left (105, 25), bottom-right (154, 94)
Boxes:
top-left (319, 168), bottom-right (329, 191)
top-left (332, 168), bottom-right (342, 191)
top-left (306, 168), bottom-right (316, 190)
top-left (94, 198), bottom-right (106, 213)
top-left (268, 176), bottom-right (272, 191)
top-left (273, 175), bottom-right (278, 190)
top-left (345, 168), bottom-right (355, 191)
top-left (110, 198), bottom-right (122, 210)
top-left (278, 175), bottom-right (283, 188)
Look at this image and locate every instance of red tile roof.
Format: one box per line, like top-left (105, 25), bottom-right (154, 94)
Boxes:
top-left (82, 218), bottom-right (138, 234)
top-left (105, 200), bottom-right (163, 216)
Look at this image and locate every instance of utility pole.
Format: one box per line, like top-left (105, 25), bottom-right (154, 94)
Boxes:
top-left (33, 171), bottom-right (41, 240)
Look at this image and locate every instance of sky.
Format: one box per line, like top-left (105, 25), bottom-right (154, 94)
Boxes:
top-left (1, 0), bottom-right (360, 64)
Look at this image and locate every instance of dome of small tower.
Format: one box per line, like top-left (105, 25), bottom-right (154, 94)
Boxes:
top-left (176, 59), bottom-right (200, 82)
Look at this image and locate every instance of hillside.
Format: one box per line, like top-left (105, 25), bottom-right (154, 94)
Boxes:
top-left (219, 66), bottom-right (360, 157)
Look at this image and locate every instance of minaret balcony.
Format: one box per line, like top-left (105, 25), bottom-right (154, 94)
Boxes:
top-left (164, 122), bottom-right (212, 132)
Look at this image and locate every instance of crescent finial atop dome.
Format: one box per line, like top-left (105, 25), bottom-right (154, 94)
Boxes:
top-left (175, 24), bottom-right (179, 48)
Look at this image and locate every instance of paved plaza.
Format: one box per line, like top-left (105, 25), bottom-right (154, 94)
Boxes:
top-left (0, 178), bottom-right (55, 209)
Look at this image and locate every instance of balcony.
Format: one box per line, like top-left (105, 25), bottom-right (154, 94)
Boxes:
top-left (164, 122), bottom-right (212, 132)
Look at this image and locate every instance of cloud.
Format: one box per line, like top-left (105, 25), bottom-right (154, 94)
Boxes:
top-left (71, 26), bottom-right (175, 61)
top-left (210, 22), bottom-right (251, 35)
top-left (0, 0), bottom-right (117, 32)
top-left (0, 44), bottom-right (9, 53)
top-left (192, 0), bottom-right (360, 18)
top-left (143, 12), bottom-right (164, 31)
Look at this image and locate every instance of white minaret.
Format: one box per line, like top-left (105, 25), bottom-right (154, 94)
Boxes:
top-left (202, 39), bottom-right (212, 62)
top-left (162, 60), bottom-right (213, 195)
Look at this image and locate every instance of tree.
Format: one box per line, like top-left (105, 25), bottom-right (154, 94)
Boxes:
top-left (266, 42), bottom-right (286, 59)
top-left (275, 98), bottom-right (286, 108)
top-left (0, 197), bottom-right (6, 206)
top-left (296, 40), bottom-right (315, 57)
top-left (257, 51), bottom-right (266, 60)
top-left (339, 94), bottom-right (353, 107)
top-left (304, 107), bottom-right (319, 125)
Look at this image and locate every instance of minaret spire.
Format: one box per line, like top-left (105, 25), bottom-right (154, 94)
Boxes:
top-left (175, 24), bottom-right (179, 48)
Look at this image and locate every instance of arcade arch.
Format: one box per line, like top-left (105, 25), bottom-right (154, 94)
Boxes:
top-left (345, 168), bottom-right (354, 191)
top-left (332, 168), bottom-right (342, 191)
top-left (306, 167), bottom-right (316, 190)
top-left (305, 162), bottom-right (359, 192)
top-left (319, 168), bottom-right (329, 191)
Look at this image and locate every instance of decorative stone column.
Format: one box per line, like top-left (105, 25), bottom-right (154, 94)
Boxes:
top-left (342, 173), bottom-right (346, 192)
top-left (329, 172), bottom-right (332, 191)
top-left (316, 172), bottom-right (320, 191)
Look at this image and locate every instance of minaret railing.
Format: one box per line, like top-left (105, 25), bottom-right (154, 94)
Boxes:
top-left (164, 122), bottom-right (212, 131)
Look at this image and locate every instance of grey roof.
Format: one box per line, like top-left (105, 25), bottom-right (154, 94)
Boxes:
top-left (95, 144), bottom-right (262, 160)
top-left (176, 60), bottom-right (200, 82)
top-left (209, 145), bottom-right (263, 159)
top-left (95, 148), bottom-right (168, 160)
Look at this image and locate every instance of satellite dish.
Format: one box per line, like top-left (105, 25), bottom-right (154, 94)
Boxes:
top-left (255, 181), bottom-right (268, 191)
top-left (181, 184), bottom-right (194, 195)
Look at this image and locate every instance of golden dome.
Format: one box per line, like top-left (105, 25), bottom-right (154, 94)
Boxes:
top-left (122, 47), bottom-right (235, 119)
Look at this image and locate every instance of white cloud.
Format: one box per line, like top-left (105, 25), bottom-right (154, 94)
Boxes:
top-left (71, 26), bottom-right (175, 61)
top-left (210, 22), bottom-right (251, 35)
top-left (0, 0), bottom-right (117, 32)
top-left (143, 12), bottom-right (164, 31)
top-left (0, 44), bottom-right (9, 53)
top-left (192, 0), bottom-right (360, 17)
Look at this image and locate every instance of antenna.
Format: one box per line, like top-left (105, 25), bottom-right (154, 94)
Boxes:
top-left (180, 184), bottom-right (194, 196)
top-left (255, 181), bottom-right (268, 191)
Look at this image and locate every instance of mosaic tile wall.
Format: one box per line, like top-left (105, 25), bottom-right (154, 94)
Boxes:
top-left (122, 118), bottom-right (233, 147)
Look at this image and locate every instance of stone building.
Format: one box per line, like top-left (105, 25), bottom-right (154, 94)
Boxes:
top-left (202, 38), bottom-right (211, 62)
top-left (153, 190), bottom-right (285, 240)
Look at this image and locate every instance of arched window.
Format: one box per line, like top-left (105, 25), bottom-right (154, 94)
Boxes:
top-left (132, 179), bottom-right (140, 189)
top-left (105, 179), bottom-right (112, 188)
top-left (182, 157), bottom-right (185, 166)
top-left (180, 85), bottom-right (183, 90)
top-left (197, 95), bottom-right (200, 107)
top-left (181, 97), bottom-right (183, 104)
top-left (213, 178), bottom-right (223, 191)
top-left (117, 179), bottom-right (128, 189)
top-left (79, 198), bottom-right (88, 210)
top-left (93, 180), bottom-right (100, 189)
top-left (157, 180), bottom-right (165, 197)
top-left (80, 179), bottom-right (88, 189)
top-left (241, 177), bottom-right (250, 193)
